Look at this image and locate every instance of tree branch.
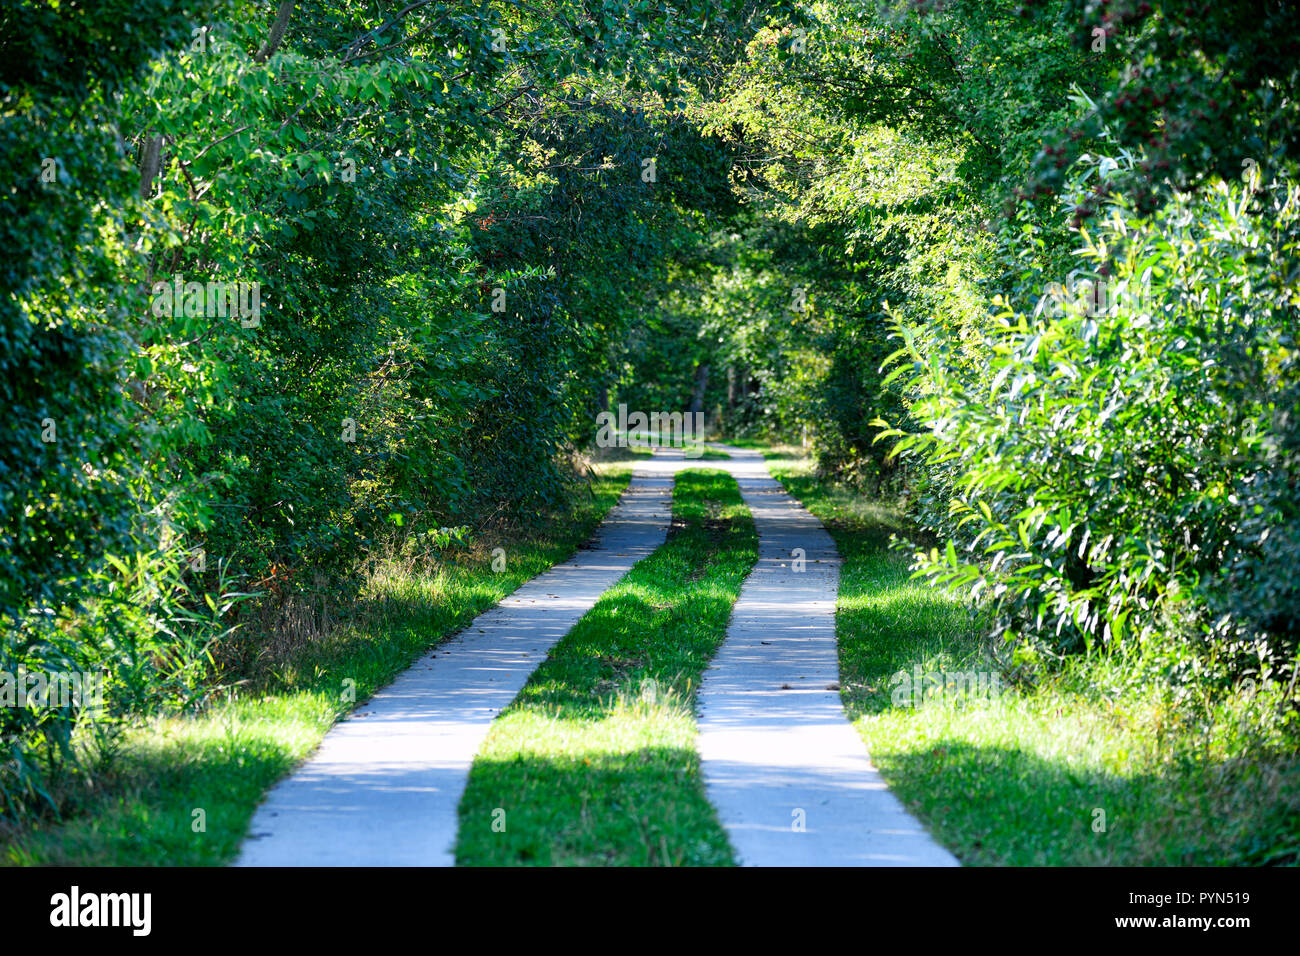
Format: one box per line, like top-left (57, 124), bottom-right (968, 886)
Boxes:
top-left (255, 1), bottom-right (295, 64)
top-left (139, 134), bottom-right (164, 199)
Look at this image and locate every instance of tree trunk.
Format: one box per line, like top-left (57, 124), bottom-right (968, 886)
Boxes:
top-left (689, 362), bottom-right (709, 416)
top-left (138, 134), bottom-right (163, 199)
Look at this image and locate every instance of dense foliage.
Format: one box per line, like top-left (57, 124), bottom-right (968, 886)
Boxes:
top-left (0, 0), bottom-right (769, 812)
top-left (3, 0), bottom-right (1297, 816)
top-left (670, 0), bottom-right (1300, 697)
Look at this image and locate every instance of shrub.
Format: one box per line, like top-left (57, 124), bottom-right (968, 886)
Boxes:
top-left (888, 152), bottom-right (1299, 680)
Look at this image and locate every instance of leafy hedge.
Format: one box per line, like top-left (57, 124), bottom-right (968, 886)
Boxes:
top-left (891, 155), bottom-right (1300, 675)
top-left (658, 0), bottom-right (1300, 688)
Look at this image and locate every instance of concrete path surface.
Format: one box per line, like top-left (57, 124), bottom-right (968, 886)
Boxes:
top-left (695, 445), bottom-right (958, 866)
top-left (236, 444), bottom-right (956, 866)
top-left (237, 451), bottom-right (693, 866)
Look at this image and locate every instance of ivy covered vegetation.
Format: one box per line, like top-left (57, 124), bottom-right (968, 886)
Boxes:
top-left (2, 0), bottom-right (1297, 855)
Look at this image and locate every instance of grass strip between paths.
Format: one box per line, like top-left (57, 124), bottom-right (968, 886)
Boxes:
top-left (455, 469), bottom-right (757, 866)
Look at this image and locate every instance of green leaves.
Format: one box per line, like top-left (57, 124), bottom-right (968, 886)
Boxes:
top-left (897, 156), bottom-right (1300, 665)
top-left (1, 0), bottom-right (773, 814)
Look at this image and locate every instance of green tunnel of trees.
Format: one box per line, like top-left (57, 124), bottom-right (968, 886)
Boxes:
top-left (2, 0), bottom-right (1297, 814)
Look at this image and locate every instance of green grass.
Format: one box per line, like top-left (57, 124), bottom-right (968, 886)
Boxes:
top-left (455, 469), bottom-right (757, 866)
top-left (0, 465), bottom-right (636, 866)
top-left (758, 446), bottom-right (1300, 866)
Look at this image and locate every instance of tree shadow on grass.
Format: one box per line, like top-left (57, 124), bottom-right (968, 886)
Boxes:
top-left (867, 739), bottom-right (1300, 867)
top-left (456, 746), bottom-right (733, 867)
top-left (3, 710), bottom-right (310, 866)
top-left (453, 584), bottom-right (743, 867)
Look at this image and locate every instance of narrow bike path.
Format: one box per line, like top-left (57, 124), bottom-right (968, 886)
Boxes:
top-left (237, 452), bottom-right (693, 866)
top-left (695, 445), bottom-right (958, 866)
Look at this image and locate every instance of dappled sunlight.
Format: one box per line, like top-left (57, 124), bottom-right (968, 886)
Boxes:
top-left (6, 0), bottom-right (1297, 881)
top-left (479, 707), bottom-right (698, 761)
top-left (233, 462), bottom-right (697, 866)
top-left (861, 724), bottom-right (1300, 866)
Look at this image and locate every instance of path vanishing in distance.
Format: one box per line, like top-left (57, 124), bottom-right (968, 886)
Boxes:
top-left (236, 446), bottom-right (956, 867)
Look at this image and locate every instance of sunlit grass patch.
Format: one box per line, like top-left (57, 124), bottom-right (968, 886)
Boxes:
top-left (761, 446), bottom-right (1300, 866)
top-left (0, 465), bottom-right (636, 866)
top-left (455, 469), bottom-right (757, 867)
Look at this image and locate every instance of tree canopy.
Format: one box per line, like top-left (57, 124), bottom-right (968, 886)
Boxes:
top-left (2, 0), bottom-right (1297, 814)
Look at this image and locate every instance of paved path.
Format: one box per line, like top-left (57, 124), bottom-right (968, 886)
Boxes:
top-left (237, 445), bottom-right (956, 866)
top-left (237, 452), bottom-right (692, 866)
top-left (695, 445), bottom-right (958, 866)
